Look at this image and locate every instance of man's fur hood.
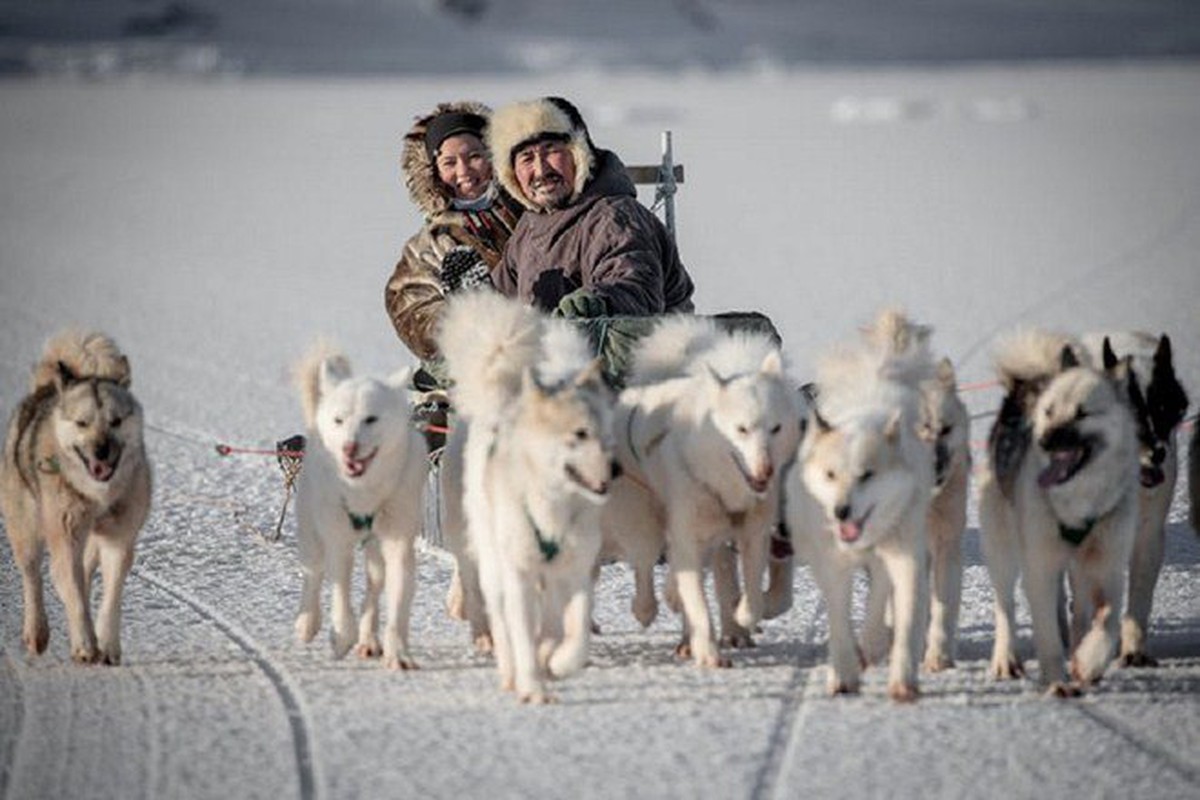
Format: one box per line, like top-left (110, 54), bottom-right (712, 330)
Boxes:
top-left (488, 98), bottom-right (596, 212)
top-left (401, 100), bottom-right (492, 218)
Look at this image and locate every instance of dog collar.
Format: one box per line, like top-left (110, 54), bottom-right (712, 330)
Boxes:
top-left (37, 454), bottom-right (62, 475)
top-left (1058, 517), bottom-right (1096, 546)
top-left (524, 507), bottom-right (560, 562)
top-left (341, 498), bottom-right (376, 535)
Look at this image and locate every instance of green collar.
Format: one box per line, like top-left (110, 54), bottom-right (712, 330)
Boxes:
top-left (525, 508), bottom-right (560, 563)
top-left (341, 498), bottom-right (376, 537)
top-left (1058, 518), bottom-right (1096, 546)
top-left (38, 455), bottom-right (62, 475)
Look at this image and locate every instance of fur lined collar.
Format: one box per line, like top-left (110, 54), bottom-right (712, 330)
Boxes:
top-left (488, 98), bottom-right (595, 212)
top-left (401, 100), bottom-right (492, 219)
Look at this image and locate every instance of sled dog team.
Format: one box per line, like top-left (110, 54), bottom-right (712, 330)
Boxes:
top-left (2, 304), bottom-right (1194, 703)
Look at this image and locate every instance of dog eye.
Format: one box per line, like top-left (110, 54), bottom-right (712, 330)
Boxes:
top-left (110, 416), bottom-right (123, 429)
top-left (365, 415), bottom-right (378, 425)
top-left (860, 470), bottom-right (874, 482)
top-left (574, 428), bottom-right (589, 441)
top-left (825, 469), bottom-right (836, 481)
top-left (75, 419), bottom-right (89, 429)
top-left (940, 425), bottom-right (952, 436)
top-left (333, 417), bottom-right (344, 426)
top-left (1074, 407), bottom-right (1088, 421)
top-left (736, 425), bottom-right (749, 435)
top-left (770, 423), bottom-right (782, 435)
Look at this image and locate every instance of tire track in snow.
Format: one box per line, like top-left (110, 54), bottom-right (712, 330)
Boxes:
top-left (133, 568), bottom-right (323, 800)
top-left (0, 651), bottom-right (23, 800)
top-left (1073, 702), bottom-right (1200, 786)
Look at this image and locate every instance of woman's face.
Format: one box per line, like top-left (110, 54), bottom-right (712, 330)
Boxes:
top-left (436, 133), bottom-right (492, 201)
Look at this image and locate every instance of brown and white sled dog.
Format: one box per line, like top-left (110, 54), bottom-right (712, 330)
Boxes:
top-left (440, 292), bottom-right (615, 704)
top-left (1081, 332), bottom-right (1188, 666)
top-left (602, 316), bottom-right (802, 667)
top-left (979, 331), bottom-right (1138, 695)
top-left (1, 331), bottom-right (151, 664)
top-left (292, 345), bottom-right (427, 669)
top-left (784, 310), bottom-right (935, 701)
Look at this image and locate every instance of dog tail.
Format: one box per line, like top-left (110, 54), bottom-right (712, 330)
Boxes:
top-left (991, 328), bottom-right (1085, 391)
top-left (438, 291), bottom-right (544, 418)
top-left (294, 341), bottom-right (352, 430)
top-left (627, 315), bottom-right (719, 386)
top-left (862, 308), bottom-right (936, 386)
top-left (31, 330), bottom-right (131, 391)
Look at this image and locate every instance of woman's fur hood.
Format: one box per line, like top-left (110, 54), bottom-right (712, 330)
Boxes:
top-left (487, 98), bottom-right (596, 213)
top-left (401, 100), bottom-right (492, 219)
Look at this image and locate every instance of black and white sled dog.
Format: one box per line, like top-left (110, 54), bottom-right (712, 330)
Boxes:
top-left (439, 292), bottom-right (615, 704)
top-left (292, 345), bottom-right (428, 669)
top-left (1080, 332), bottom-right (1188, 666)
top-left (979, 331), bottom-right (1139, 695)
top-left (1, 331), bottom-right (152, 664)
top-left (785, 310), bottom-right (936, 701)
top-left (600, 316), bottom-right (802, 667)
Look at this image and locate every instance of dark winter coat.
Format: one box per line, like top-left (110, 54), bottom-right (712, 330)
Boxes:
top-left (490, 149), bottom-right (694, 316)
top-left (384, 101), bottom-right (522, 361)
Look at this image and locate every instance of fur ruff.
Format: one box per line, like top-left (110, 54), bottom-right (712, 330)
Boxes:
top-left (401, 100), bottom-right (492, 218)
top-left (487, 98), bottom-right (595, 212)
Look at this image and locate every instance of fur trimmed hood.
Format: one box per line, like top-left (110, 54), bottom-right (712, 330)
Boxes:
top-left (401, 100), bottom-right (492, 218)
top-left (487, 98), bottom-right (596, 213)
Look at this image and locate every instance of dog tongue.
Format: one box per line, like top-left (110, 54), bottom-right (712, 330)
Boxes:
top-left (838, 521), bottom-right (862, 543)
top-left (90, 461), bottom-right (114, 482)
top-left (1037, 449), bottom-right (1081, 488)
top-left (345, 459), bottom-right (366, 478)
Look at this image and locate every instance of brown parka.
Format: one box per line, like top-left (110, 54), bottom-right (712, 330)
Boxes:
top-left (383, 101), bottom-right (522, 361)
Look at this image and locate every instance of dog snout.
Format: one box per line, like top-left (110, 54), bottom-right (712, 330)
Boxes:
top-left (342, 441), bottom-right (359, 459)
top-left (1151, 443), bottom-right (1166, 466)
top-left (610, 459), bottom-right (624, 480)
top-left (834, 503), bottom-right (851, 522)
top-left (1039, 424), bottom-right (1082, 452)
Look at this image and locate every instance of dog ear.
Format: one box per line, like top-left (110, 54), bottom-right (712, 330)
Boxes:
top-left (1059, 344), bottom-right (1080, 371)
top-left (54, 360), bottom-right (80, 393)
top-left (520, 366), bottom-right (548, 400)
top-left (936, 357), bottom-right (956, 389)
top-left (759, 349), bottom-right (783, 377)
top-left (1153, 334), bottom-right (1173, 372)
top-left (572, 357), bottom-right (605, 390)
top-left (705, 363), bottom-right (730, 388)
top-left (1101, 337), bottom-right (1119, 371)
top-left (117, 355), bottom-right (132, 388)
top-left (884, 408), bottom-right (903, 442)
top-left (1105, 354), bottom-right (1132, 392)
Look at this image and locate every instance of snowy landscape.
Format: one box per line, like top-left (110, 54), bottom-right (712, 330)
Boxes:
top-left (2, 1), bottom-right (1200, 798)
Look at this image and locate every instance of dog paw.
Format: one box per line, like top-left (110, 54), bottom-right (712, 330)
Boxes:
top-left (719, 631), bottom-right (756, 650)
top-left (1119, 651), bottom-right (1158, 669)
top-left (988, 656), bottom-right (1025, 681)
top-left (923, 652), bottom-right (954, 673)
top-left (354, 641), bottom-right (382, 659)
top-left (385, 654), bottom-right (419, 671)
top-left (500, 676), bottom-right (516, 692)
top-left (519, 690), bottom-right (557, 705)
top-left (329, 631), bottom-right (355, 659)
top-left (473, 631), bottom-right (494, 655)
top-left (22, 624), bottom-right (49, 656)
top-left (294, 613), bottom-right (320, 643)
top-left (632, 597), bottom-right (658, 628)
top-left (1045, 682), bottom-right (1083, 699)
top-left (674, 641), bottom-right (692, 660)
top-left (828, 678), bottom-right (860, 696)
top-left (71, 643), bottom-right (100, 665)
top-left (695, 651), bottom-right (732, 669)
top-left (888, 681), bottom-right (920, 703)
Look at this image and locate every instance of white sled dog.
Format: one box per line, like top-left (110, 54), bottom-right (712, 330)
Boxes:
top-left (1, 331), bottom-right (151, 664)
top-left (1081, 332), bottom-right (1188, 666)
top-left (979, 331), bottom-right (1138, 695)
top-left (784, 310), bottom-right (935, 701)
top-left (602, 316), bottom-right (802, 667)
top-left (440, 292), bottom-right (615, 704)
top-left (292, 345), bottom-right (427, 669)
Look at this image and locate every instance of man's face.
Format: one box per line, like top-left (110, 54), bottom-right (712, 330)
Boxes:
top-left (513, 139), bottom-right (576, 210)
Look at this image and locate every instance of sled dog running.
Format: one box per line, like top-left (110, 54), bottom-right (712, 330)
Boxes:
top-left (1, 330), bottom-right (152, 664)
top-left (440, 291), bottom-right (616, 704)
top-left (601, 315), bottom-right (802, 667)
top-left (1080, 332), bottom-right (1188, 666)
top-left (784, 310), bottom-right (936, 701)
top-left (979, 331), bottom-right (1139, 695)
top-left (292, 344), bottom-right (428, 670)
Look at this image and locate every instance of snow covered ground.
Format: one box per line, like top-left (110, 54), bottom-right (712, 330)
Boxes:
top-left (2, 2), bottom-right (1200, 798)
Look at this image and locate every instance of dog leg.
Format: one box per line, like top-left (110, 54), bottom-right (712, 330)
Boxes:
top-left (713, 545), bottom-right (753, 649)
top-left (502, 566), bottom-right (551, 704)
top-left (325, 540), bottom-right (357, 659)
top-left (459, 556), bottom-right (493, 655)
top-left (294, 516), bottom-right (324, 643)
top-left (816, 557), bottom-right (860, 695)
top-left (924, 521), bottom-right (962, 672)
top-left (45, 521), bottom-right (98, 664)
top-left (735, 527), bottom-right (769, 632)
top-left (881, 546), bottom-right (924, 703)
top-left (859, 563), bottom-right (892, 667)
top-left (380, 534), bottom-right (418, 671)
top-left (1120, 508), bottom-right (1165, 667)
top-left (1023, 558), bottom-right (1070, 691)
top-left (631, 562), bottom-right (659, 629)
top-left (979, 484), bottom-right (1024, 679)
top-left (762, 553), bottom-right (794, 621)
top-left (93, 534), bottom-right (135, 665)
top-left (11, 532), bottom-right (50, 655)
top-left (669, 535), bottom-right (727, 668)
top-left (548, 574), bottom-right (592, 679)
top-left (355, 540), bottom-right (383, 659)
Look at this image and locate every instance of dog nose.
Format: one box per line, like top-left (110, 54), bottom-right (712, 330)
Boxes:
top-left (610, 459), bottom-right (624, 480)
top-left (1152, 444), bottom-right (1166, 465)
top-left (835, 504), bottom-right (851, 521)
top-left (94, 438), bottom-right (112, 462)
top-left (343, 441), bottom-right (359, 459)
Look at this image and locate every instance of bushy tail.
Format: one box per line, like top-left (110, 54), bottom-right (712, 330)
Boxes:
top-left (32, 330), bottom-right (131, 391)
top-left (991, 328), bottom-right (1084, 391)
top-left (627, 315), bottom-right (718, 386)
top-left (294, 340), bottom-right (351, 430)
top-left (438, 292), bottom-right (545, 418)
top-left (861, 308), bottom-right (936, 386)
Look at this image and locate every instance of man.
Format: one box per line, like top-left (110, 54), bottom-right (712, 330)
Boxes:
top-left (487, 97), bottom-right (695, 318)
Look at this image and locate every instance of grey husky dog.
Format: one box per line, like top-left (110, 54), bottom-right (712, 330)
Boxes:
top-left (980, 331), bottom-right (1138, 695)
top-left (1, 331), bottom-right (151, 664)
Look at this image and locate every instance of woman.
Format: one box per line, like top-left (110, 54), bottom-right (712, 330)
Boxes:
top-left (384, 101), bottom-right (523, 380)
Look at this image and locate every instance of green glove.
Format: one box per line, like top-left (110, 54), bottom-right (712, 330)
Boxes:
top-left (553, 288), bottom-right (608, 319)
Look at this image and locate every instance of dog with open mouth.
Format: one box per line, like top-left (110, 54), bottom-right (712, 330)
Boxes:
top-left (979, 330), bottom-right (1139, 696)
top-left (2, 330), bottom-right (152, 665)
top-left (784, 310), bottom-right (936, 702)
top-left (292, 344), bottom-right (427, 669)
top-left (439, 291), bottom-right (615, 704)
top-left (600, 315), bottom-right (802, 667)
top-left (1081, 332), bottom-right (1189, 667)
